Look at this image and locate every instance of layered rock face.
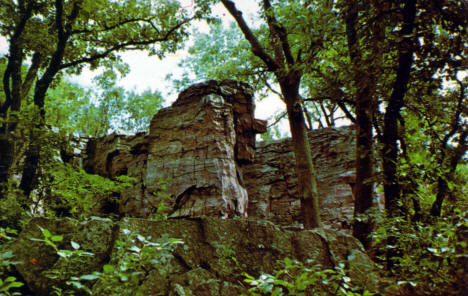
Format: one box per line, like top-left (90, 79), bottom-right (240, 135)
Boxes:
top-left (84, 80), bottom-right (266, 218)
top-left (244, 126), bottom-right (356, 229)
top-left (82, 80), bottom-right (357, 229)
top-left (145, 80), bottom-right (266, 218)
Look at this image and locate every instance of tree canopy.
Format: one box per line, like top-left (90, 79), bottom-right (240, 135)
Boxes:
top-left (0, 0), bottom-right (212, 198)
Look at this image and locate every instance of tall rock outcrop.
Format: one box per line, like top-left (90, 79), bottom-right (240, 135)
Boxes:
top-left (82, 80), bottom-right (360, 229)
top-left (145, 80), bottom-right (265, 218)
top-left (84, 80), bottom-right (266, 219)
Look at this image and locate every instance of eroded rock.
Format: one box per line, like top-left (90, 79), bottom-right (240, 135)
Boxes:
top-left (78, 81), bottom-right (362, 229)
top-left (244, 126), bottom-right (357, 229)
top-left (145, 80), bottom-right (265, 218)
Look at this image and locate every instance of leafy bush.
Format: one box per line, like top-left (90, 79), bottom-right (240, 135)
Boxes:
top-left (29, 226), bottom-right (183, 296)
top-left (0, 250), bottom-right (23, 296)
top-left (0, 189), bottom-right (30, 230)
top-left (372, 209), bottom-right (466, 295)
top-left (38, 162), bottom-right (134, 219)
top-left (92, 229), bottom-right (183, 296)
top-left (243, 258), bottom-right (375, 296)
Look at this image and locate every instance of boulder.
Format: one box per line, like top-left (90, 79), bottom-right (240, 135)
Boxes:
top-left (10, 217), bottom-right (381, 296)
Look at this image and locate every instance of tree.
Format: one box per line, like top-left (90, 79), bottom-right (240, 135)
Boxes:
top-left (0, 0), bottom-right (210, 199)
top-left (171, 17), bottom-right (354, 131)
top-left (219, 0), bottom-right (350, 228)
top-left (341, 0), bottom-right (381, 248)
top-left (174, 1), bottom-right (359, 228)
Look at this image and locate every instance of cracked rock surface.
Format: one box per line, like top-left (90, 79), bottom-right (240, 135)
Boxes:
top-left (80, 80), bottom-right (367, 230)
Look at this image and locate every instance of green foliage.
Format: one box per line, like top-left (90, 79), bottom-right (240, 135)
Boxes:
top-left (372, 209), bottom-right (466, 295)
top-left (211, 236), bottom-right (244, 274)
top-left (91, 229), bottom-right (183, 296)
top-left (0, 276), bottom-right (24, 296)
top-left (149, 179), bottom-right (173, 221)
top-left (38, 162), bottom-right (134, 219)
top-left (0, 190), bottom-right (30, 230)
top-left (45, 76), bottom-right (164, 136)
top-left (169, 21), bottom-right (268, 95)
top-left (29, 225), bottom-right (183, 295)
top-left (243, 258), bottom-right (375, 296)
top-left (29, 226), bottom-right (95, 295)
top-left (0, 251), bottom-right (23, 296)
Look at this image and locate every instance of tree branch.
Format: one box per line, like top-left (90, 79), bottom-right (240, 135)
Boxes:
top-left (267, 111), bottom-right (287, 128)
top-left (21, 52), bottom-right (42, 97)
top-left (61, 18), bottom-right (193, 69)
top-left (262, 0), bottom-right (295, 66)
top-left (0, 0), bottom-right (34, 115)
top-left (221, 0), bottom-right (279, 72)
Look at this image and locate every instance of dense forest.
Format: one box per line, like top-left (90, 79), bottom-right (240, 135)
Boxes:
top-left (0, 0), bottom-right (466, 295)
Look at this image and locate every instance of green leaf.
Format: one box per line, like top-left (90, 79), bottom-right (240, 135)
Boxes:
top-left (5, 277), bottom-right (16, 283)
top-left (51, 235), bottom-right (63, 242)
top-left (103, 264), bottom-right (115, 273)
top-left (79, 274), bottom-right (100, 281)
top-left (39, 227), bottom-right (52, 238)
top-left (71, 241), bottom-right (80, 250)
top-left (7, 281), bottom-right (24, 288)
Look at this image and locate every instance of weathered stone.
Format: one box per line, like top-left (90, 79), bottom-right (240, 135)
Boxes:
top-left (77, 81), bottom-right (367, 229)
top-left (10, 217), bottom-right (381, 296)
top-left (9, 217), bottom-right (114, 296)
top-left (143, 80), bottom-right (265, 218)
top-left (244, 126), bottom-right (357, 230)
top-left (84, 132), bottom-right (148, 178)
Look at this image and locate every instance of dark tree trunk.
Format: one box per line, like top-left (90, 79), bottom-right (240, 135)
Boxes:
top-left (382, 0), bottom-right (416, 271)
top-left (19, 69), bottom-right (60, 197)
top-left (19, 0), bottom-right (77, 197)
top-left (382, 0), bottom-right (416, 216)
top-left (345, 0), bottom-right (375, 249)
top-left (222, 0), bottom-right (322, 228)
top-left (0, 138), bottom-right (15, 196)
top-left (352, 88), bottom-right (375, 248)
top-left (430, 130), bottom-right (467, 216)
top-left (0, 7), bottom-right (31, 198)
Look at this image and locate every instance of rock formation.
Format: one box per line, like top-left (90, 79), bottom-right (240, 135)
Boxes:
top-left (84, 80), bottom-right (266, 219)
top-left (81, 80), bottom-right (359, 229)
top-left (10, 216), bottom-right (381, 296)
top-left (244, 126), bottom-right (356, 229)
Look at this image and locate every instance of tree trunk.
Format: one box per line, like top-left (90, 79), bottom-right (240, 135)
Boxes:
top-left (280, 75), bottom-right (321, 228)
top-left (221, 0), bottom-right (321, 228)
top-left (0, 137), bottom-right (15, 198)
top-left (19, 75), bottom-right (56, 197)
top-left (0, 32), bottom-right (25, 199)
top-left (352, 86), bottom-right (375, 249)
top-left (382, 0), bottom-right (416, 216)
top-left (430, 129), bottom-right (467, 216)
top-left (19, 0), bottom-right (74, 197)
top-left (345, 0), bottom-right (375, 249)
